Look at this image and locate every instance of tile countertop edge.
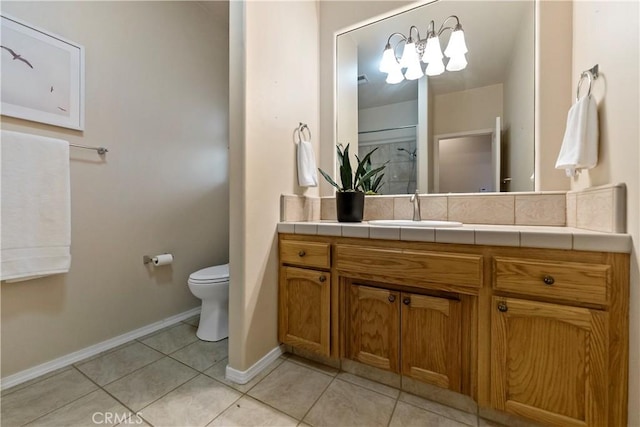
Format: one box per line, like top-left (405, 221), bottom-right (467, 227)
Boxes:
top-left (276, 222), bottom-right (633, 254)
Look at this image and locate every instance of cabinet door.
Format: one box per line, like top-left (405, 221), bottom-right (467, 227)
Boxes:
top-left (491, 297), bottom-right (608, 427)
top-left (401, 293), bottom-right (462, 392)
top-left (348, 284), bottom-right (400, 372)
top-left (278, 266), bottom-right (330, 356)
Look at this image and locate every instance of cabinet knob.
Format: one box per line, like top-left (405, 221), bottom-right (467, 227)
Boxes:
top-left (403, 297), bottom-right (411, 305)
top-left (497, 302), bottom-right (508, 312)
top-left (388, 295), bottom-right (396, 303)
top-left (543, 275), bottom-right (555, 285)
top-left (319, 275), bottom-right (326, 282)
top-left (298, 250), bottom-right (306, 257)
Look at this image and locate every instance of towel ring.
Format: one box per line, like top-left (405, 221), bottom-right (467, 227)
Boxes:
top-left (576, 64), bottom-right (599, 101)
top-left (294, 122), bottom-right (311, 143)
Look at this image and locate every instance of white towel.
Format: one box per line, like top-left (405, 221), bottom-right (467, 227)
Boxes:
top-left (297, 139), bottom-right (318, 187)
top-left (555, 94), bottom-right (599, 177)
top-left (1, 130), bottom-right (71, 282)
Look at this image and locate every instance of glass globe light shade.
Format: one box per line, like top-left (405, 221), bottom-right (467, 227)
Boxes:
top-left (444, 29), bottom-right (468, 58)
top-left (445, 54), bottom-right (467, 72)
top-left (386, 64), bottom-right (405, 84)
top-left (404, 60), bottom-right (424, 80)
top-left (425, 57), bottom-right (445, 76)
top-left (399, 41), bottom-right (418, 69)
top-left (423, 35), bottom-right (443, 64)
top-left (379, 46), bottom-right (396, 73)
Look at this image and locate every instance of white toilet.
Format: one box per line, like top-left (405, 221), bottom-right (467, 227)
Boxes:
top-left (187, 263), bottom-right (229, 341)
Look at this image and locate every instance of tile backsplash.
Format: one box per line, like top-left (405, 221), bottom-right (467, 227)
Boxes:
top-left (280, 183), bottom-right (626, 233)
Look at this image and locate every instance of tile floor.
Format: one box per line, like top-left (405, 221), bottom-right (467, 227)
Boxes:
top-left (1, 317), bottom-right (498, 427)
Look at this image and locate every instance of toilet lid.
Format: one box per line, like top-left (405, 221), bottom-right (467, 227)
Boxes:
top-left (189, 264), bottom-right (229, 282)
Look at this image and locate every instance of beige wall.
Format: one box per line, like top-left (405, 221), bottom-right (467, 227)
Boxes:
top-left (228, 0), bottom-right (319, 371)
top-left (570, 2), bottom-right (640, 423)
top-left (0, 1), bottom-right (229, 377)
top-left (433, 84), bottom-right (503, 136)
top-left (503, 3), bottom-right (535, 192)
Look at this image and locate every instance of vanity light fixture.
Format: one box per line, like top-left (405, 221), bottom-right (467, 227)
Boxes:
top-left (379, 15), bottom-right (468, 83)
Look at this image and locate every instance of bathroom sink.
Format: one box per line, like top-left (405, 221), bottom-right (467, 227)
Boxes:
top-left (368, 219), bottom-right (463, 228)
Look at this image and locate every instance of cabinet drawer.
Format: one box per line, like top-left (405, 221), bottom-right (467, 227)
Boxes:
top-left (280, 240), bottom-right (331, 269)
top-left (335, 245), bottom-right (482, 288)
top-left (493, 257), bottom-right (611, 305)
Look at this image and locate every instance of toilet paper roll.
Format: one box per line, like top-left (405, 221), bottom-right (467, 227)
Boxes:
top-left (152, 254), bottom-right (173, 266)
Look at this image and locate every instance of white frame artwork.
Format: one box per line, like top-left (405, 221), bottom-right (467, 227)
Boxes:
top-left (1, 14), bottom-right (85, 130)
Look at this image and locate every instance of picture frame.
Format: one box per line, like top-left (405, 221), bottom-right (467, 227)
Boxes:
top-left (1, 14), bottom-right (85, 130)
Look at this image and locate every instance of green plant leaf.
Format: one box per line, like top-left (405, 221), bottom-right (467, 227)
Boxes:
top-left (356, 165), bottom-right (386, 191)
top-left (318, 168), bottom-right (342, 191)
top-left (341, 144), bottom-right (353, 190)
top-left (354, 147), bottom-right (381, 188)
top-left (372, 173), bottom-right (385, 192)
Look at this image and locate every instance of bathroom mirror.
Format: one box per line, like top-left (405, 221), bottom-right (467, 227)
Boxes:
top-left (336, 0), bottom-right (535, 194)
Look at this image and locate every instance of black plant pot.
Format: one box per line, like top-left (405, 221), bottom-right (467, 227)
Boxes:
top-left (336, 191), bottom-right (365, 222)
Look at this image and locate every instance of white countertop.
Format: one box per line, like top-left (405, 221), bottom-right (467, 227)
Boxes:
top-left (277, 221), bottom-right (632, 253)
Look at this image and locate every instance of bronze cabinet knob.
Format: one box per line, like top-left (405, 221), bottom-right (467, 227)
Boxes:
top-left (388, 295), bottom-right (396, 303)
top-left (498, 302), bottom-right (508, 312)
top-left (298, 250), bottom-right (306, 257)
top-left (543, 275), bottom-right (555, 285)
top-left (403, 297), bottom-right (411, 305)
top-left (319, 275), bottom-right (326, 283)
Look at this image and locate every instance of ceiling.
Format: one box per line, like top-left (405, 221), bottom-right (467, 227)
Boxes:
top-left (344, 0), bottom-right (533, 110)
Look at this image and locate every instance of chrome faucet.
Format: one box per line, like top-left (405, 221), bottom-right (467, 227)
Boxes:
top-left (410, 189), bottom-right (421, 221)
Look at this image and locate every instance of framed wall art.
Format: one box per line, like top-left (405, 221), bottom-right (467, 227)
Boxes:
top-left (1, 14), bottom-right (85, 130)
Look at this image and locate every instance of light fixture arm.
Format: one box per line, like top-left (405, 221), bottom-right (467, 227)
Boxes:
top-left (436, 15), bottom-right (462, 36)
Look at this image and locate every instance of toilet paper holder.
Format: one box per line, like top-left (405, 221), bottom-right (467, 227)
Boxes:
top-left (143, 253), bottom-right (174, 265)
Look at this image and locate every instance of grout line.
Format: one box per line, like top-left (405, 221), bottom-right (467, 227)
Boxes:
top-left (297, 373), bottom-right (337, 423)
top-left (17, 369), bottom-right (100, 426)
top-left (386, 393), bottom-right (401, 427)
top-left (204, 394), bottom-right (244, 427)
top-left (72, 366), bottom-right (146, 423)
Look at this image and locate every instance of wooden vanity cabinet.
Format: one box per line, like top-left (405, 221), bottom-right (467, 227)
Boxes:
top-left (488, 251), bottom-right (628, 427)
top-left (278, 233), bottom-right (629, 427)
top-left (490, 296), bottom-right (608, 427)
top-left (347, 283), bottom-right (463, 392)
top-left (278, 239), bottom-right (332, 357)
top-left (348, 284), bottom-right (400, 372)
top-left (401, 293), bottom-right (462, 392)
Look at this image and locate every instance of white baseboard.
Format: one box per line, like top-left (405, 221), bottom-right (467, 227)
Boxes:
top-left (225, 345), bottom-right (284, 385)
top-left (1, 307), bottom-right (201, 391)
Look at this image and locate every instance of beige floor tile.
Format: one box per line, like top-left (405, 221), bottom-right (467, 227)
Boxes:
top-left (170, 339), bottom-right (228, 372)
top-left (140, 323), bottom-right (199, 354)
top-left (104, 357), bottom-right (198, 411)
top-left (303, 379), bottom-right (396, 427)
top-left (1, 366), bottom-right (73, 397)
top-left (76, 342), bottom-right (164, 386)
top-left (399, 392), bottom-right (478, 426)
top-left (203, 357), bottom-right (285, 393)
top-left (336, 372), bottom-right (399, 399)
top-left (390, 401), bottom-right (470, 427)
top-left (0, 368), bottom-right (97, 426)
top-left (208, 396), bottom-right (298, 427)
top-left (183, 315), bottom-right (200, 327)
top-left (140, 375), bottom-right (240, 427)
top-left (248, 361), bottom-right (333, 419)
top-left (27, 389), bottom-right (132, 427)
top-left (287, 355), bottom-right (339, 376)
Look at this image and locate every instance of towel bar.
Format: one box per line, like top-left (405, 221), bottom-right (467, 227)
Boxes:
top-left (70, 143), bottom-right (108, 155)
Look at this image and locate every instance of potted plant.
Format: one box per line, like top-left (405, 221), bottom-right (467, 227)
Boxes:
top-left (318, 144), bottom-right (386, 222)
